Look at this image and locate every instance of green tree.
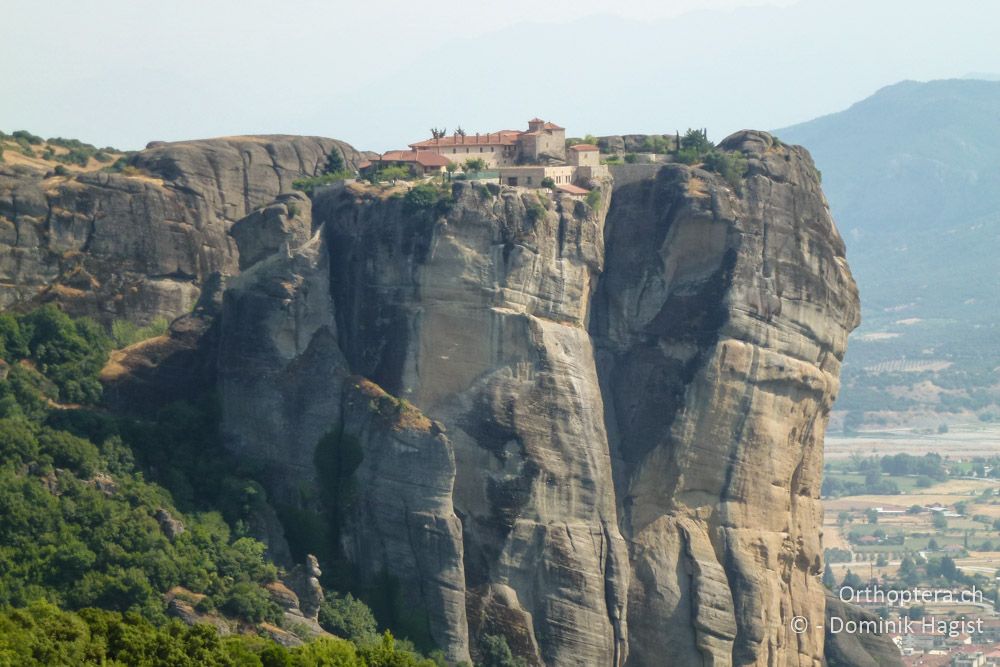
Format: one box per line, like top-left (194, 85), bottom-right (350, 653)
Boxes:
top-left (463, 158), bottom-right (486, 172)
top-left (822, 564), bottom-right (836, 590)
top-left (841, 570), bottom-right (863, 590)
top-left (325, 147), bottom-right (346, 174)
top-left (478, 634), bottom-right (528, 667)
top-left (319, 593), bottom-right (379, 645)
top-left (377, 165), bottom-right (411, 182)
top-left (899, 556), bottom-right (920, 586)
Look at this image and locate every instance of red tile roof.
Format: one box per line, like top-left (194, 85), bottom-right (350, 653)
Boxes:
top-left (410, 131), bottom-right (520, 148)
top-left (361, 151), bottom-right (452, 168)
top-left (556, 183), bottom-right (590, 195)
top-left (542, 121), bottom-right (564, 130)
top-left (569, 143), bottom-right (599, 151)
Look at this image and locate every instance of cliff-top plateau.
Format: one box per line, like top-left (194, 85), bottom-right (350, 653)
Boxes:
top-left (0, 128), bottom-right (893, 666)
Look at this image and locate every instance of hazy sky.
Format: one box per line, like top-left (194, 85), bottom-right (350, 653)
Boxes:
top-left (2, 0), bottom-right (998, 151)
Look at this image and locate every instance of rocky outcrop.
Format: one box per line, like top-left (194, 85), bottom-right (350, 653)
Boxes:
top-left (824, 593), bottom-right (904, 667)
top-left (0, 135), bottom-right (361, 325)
top-left (593, 130), bottom-right (859, 666)
top-left (77, 129), bottom-right (863, 665)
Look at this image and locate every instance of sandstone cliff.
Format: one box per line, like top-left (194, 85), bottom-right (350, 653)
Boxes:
top-left (23, 131), bottom-right (888, 665)
top-left (209, 131), bottom-right (881, 666)
top-left (0, 135), bottom-right (363, 325)
top-left (594, 132), bottom-right (859, 666)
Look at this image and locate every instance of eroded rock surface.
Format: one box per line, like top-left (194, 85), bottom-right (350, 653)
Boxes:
top-left (81, 130), bottom-right (865, 666)
top-left (593, 130), bottom-right (859, 666)
top-left (0, 135), bottom-right (361, 325)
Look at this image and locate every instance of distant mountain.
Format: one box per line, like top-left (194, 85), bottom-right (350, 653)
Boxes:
top-left (778, 79), bottom-right (1000, 425)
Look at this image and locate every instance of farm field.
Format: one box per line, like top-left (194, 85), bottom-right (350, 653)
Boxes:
top-left (823, 428), bottom-right (1000, 588)
top-left (825, 423), bottom-right (1000, 460)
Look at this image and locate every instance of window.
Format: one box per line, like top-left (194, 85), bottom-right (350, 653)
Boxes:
top-left (452, 148), bottom-right (456, 153)
top-left (508, 177), bottom-right (518, 186)
top-left (527, 177), bottom-right (532, 185)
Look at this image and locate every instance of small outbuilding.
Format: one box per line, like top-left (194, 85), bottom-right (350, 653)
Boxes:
top-left (359, 150), bottom-right (452, 177)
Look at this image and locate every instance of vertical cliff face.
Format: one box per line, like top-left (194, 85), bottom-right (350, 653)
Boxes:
top-left (165, 131), bottom-right (863, 665)
top-left (318, 179), bottom-right (629, 666)
top-left (594, 131), bottom-right (859, 666)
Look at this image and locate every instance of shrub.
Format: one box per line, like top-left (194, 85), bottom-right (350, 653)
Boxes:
top-left (641, 135), bottom-right (670, 153)
top-left (623, 153), bottom-right (638, 164)
top-left (540, 177), bottom-right (555, 189)
top-left (403, 183), bottom-right (451, 216)
top-left (702, 150), bottom-right (748, 190)
top-left (377, 165), bottom-right (412, 183)
top-left (111, 316), bottom-right (170, 348)
top-left (219, 581), bottom-right (281, 624)
top-left (525, 197), bottom-right (547, 223)
top-left (292, 170), bottom-right (352, 195)
top-left (58, 148), bottom-right (94, 166)
top-left (463, 158), bottom-right (486, 172)
top-left (105, 157), bottom-right (130, 173)
top-left (585, 189), bottom-right (601, 209)
top-left (10, 305), bottom-right (110, 404)
top-left (318, 593), bottom-right (379, 645)
top-left (479, 634), bottom-right (527, 667)
top-left (12, 130), bottom-right (43, 145)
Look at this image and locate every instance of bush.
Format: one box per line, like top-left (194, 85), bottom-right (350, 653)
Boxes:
top-left (377, 165), bottom-right (412, 183)
top-left (702, 150), bottom-right (748, 190)
top-left (111, 316), bottom-right (170, 348)
top-left (463, 158), bottom-right (486, 172)
top-left (12, 130), bottom-right (43, 145)
top-left (219, 582), bottom-right (281, 624)
top-left (585, 189), bottom-right (601, 209)
top-left (318, 593), bottom-right (379, 645)
top-left (624, 153), bottom-right (638, 163)
top-left (479, 634), bottom-right (527, 667)
top-left (292, 170), bottom-right (352, 195)
top-left (526, 197), bottom-right (547, 223)
top-left (540, 176), bottom-right (555, 189)
top-left (403, 183), bottom-right (451, 215)
top-left (641, 135), bottom-right (670, 153)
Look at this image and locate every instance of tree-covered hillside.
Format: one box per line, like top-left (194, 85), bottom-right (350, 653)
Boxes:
top-left (0, 306), bottom-right (450, 666)
top-left (777, 79), bottom-right (1000, 426)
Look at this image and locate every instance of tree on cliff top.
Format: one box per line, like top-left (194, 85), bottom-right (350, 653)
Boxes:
top-left (325, 146), bottom-right (345, 174)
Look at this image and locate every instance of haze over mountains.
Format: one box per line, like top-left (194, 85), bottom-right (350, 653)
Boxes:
top-left (778, 79), bottom-right (1000, 424)
top-left (4, 0), bottom-right (1000, 151)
